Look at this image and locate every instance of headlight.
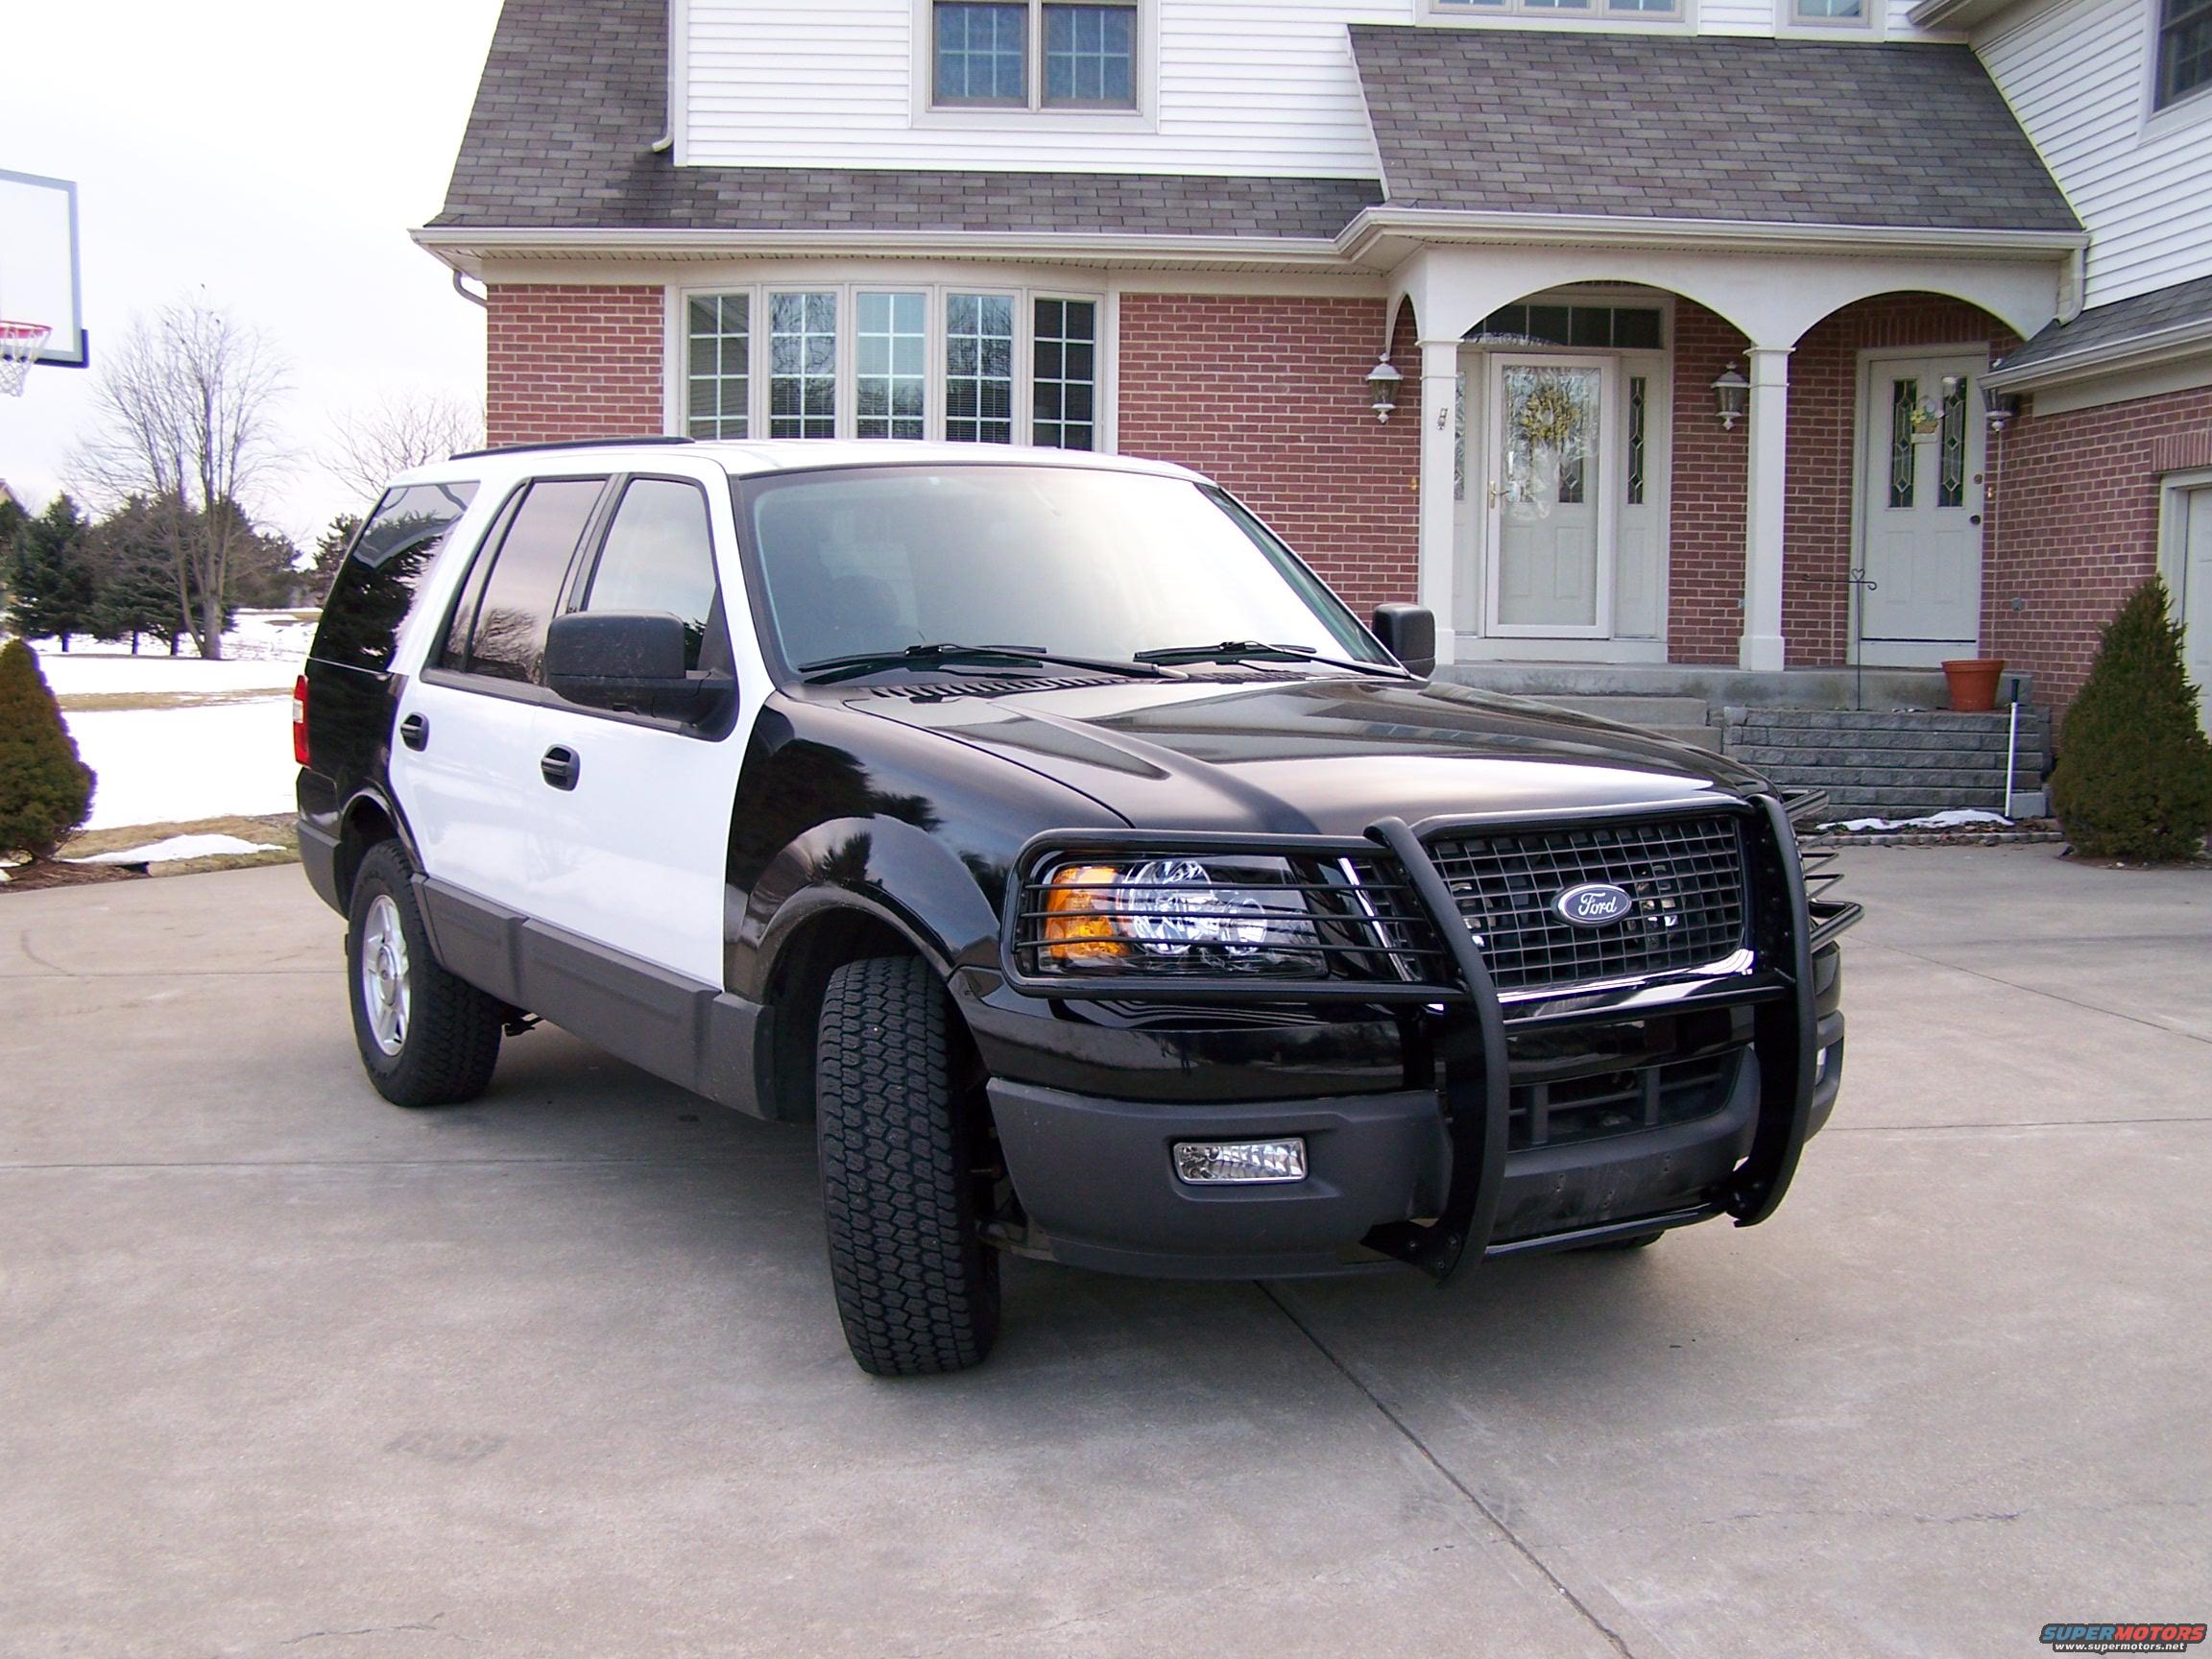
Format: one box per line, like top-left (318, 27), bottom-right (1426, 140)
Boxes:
top-left (1037, 855), bottom-right (1321, 974)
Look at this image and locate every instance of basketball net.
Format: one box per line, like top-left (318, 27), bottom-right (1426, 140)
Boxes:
top-left (0, 322), bottom-right (51, 397)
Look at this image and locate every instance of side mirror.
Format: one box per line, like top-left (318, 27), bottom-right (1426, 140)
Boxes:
top-left (1371, 603), bottom-right (1435, 679)
top-left (544, 611), bottom-right (734, 724)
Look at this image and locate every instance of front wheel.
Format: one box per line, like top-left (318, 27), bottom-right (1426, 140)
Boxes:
top-left (346, 840), bottom-right (503, 1108)
top-left (817, 955), bottom-right (999, 1376)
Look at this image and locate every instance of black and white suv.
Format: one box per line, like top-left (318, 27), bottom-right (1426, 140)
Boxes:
top-left (297, 440), bottom-right (1856, 1375)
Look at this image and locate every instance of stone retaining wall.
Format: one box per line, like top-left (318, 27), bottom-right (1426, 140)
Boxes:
top-left (1720, 707), bottom-right (2052, 816)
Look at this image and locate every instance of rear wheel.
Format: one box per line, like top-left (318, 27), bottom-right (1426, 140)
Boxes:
top-left (346, 840), bottom-right (503, 1108)
top-left (816, 954), bottom-right (999, 1376)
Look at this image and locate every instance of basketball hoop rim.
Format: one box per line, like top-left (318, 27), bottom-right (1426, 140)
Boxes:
top-left (0, 320), bottom-right (52, 397)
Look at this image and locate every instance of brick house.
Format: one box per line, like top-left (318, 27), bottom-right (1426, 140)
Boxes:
top-left (416, 0), bottom-right (2212, 718)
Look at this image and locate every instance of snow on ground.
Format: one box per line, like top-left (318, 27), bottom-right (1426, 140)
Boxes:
top-left (25, 611), bottom-right (314, 697)
top-left (69, 833), bottom-right (283, 865)
top-left (10, 613), bottom-right (318, 830)
top-left (68, 700), bottom-right (300, 830)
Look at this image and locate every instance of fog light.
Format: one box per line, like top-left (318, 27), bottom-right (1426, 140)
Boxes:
top-left (1173, 1138), bottom-right (1308, 1185)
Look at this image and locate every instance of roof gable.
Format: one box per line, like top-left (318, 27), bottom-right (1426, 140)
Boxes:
top-left (1349, 28), bottom-right (2079, 235)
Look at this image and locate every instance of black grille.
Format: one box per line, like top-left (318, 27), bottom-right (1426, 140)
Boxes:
top-left (1427, 816), bottom-right (1748, 995)
top-left (1507, 1048), bottom-right (1744, 1151)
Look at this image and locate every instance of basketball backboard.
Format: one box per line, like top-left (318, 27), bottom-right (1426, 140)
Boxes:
top-left (0, 168), bottom-right (87, 368)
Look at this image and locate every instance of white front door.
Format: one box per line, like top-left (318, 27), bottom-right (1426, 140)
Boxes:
top-left (1860, 352), bottom-right (1986, 662)
top-left (2172, 482), bottom-right (2212, 733)
top-left (1484, 356), bottom-right (1615, 638)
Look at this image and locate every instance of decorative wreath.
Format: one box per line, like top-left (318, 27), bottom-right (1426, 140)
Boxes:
top-left (1516, 379), bottom-right (1586, 450)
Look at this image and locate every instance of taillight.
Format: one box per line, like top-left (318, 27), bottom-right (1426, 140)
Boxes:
top-left (292, 674), bottom-right (310, 767)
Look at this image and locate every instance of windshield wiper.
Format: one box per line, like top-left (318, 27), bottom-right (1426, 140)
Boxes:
top-left (799, 642), bottom-right (1176, 685)
top-left (1133, 639), bottom-right (1410, 678)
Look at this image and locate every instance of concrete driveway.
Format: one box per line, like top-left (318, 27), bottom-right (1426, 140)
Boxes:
top-left (2, 850), bottom-right (2206, 1658)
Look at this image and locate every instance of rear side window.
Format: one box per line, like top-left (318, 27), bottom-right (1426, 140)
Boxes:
top-left (311, 481), bottom-right (479, 672)
top-left (577, 478), bottom-right (724, 672)
top-left (440, 478), bottom-right (605, 684)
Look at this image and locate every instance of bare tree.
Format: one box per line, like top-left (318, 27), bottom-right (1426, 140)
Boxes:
top-left (325, 390), bottom-right (485, 503)
top-left (73, 298), bottom-right (289, 660)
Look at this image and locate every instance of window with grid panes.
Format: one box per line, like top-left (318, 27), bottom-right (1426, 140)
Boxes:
top-left (946, 294), bottom-right (1016, 444)
top-left (768, 292), bottom-right (837, 440)
top-left (855, 293), bottom-right (927, 440)
top-left (933, 1), bottom-right (1137, 108)
top-left (1432, 0), bottom-right (1680, 17)
top-left (1031, 299), bottom-right (1096, 450)
top-left (687, 295), bottom-right (750, 440)
top-left (2159, 0), bottom-right (2212, 108)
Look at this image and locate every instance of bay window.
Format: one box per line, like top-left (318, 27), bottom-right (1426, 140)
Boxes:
top-left (683, 284), bottom-right (1101, 449)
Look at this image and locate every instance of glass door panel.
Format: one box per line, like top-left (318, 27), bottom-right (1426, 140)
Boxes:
top-left (1487, 358), bottom-right (1609, 636)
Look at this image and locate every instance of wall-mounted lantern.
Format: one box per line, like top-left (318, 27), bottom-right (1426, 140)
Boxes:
top-left (1711, 362), bottom-right (1749, 430)
top-left (1982, 384), bottom-right (2020, 432)
top-left (1365, 355), bottom-right (1403, 422)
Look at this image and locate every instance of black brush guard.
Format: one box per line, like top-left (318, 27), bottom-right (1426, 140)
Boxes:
top-left (999, 797), bottom-right (1835, 1282)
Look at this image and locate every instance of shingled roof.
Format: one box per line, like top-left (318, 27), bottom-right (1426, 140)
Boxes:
top-left (429, 1), bottom-right (2073, 246)
top-left (1348, 28), bottom-right (2079, 233)
top-left (427, 0), bottom-right (1377, 241)
top-left (1994, 272), bottom-right (2212, 379)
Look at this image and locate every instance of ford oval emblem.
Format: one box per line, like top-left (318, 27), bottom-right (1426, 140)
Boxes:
top-left (1555, 882), bottom-right (1635, 928)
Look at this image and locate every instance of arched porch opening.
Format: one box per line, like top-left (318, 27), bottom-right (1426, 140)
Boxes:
top-left (1780, 291), bottom-right (2021, 672)
top-left (1394, 249), bottom-right (2053, 673)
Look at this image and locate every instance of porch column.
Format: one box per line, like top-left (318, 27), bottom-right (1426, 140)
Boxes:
top-left (1416, 338), bottom-right (1460, 662)
top-left (1739, 345), bottom-right (1791, 672)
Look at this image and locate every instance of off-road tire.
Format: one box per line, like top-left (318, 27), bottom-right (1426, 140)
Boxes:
top-left (817, 955), bottom-right (1000, 1376)
top-left (346, 840), bottom-right (503, 1108)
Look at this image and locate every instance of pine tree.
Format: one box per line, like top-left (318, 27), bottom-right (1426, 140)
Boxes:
top-left (311, 513), bottom-right (362, 584)
top-left (86, 499), bottom-right (184, 655)
top-left (0, 637), bottom-right (97, 860)
top-left (7, 495), bottom-right (98, 651)
top-left (2050, 575), bottom-right (2212, 861)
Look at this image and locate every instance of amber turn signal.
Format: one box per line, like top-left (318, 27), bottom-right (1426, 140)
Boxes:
top-left (1041, 863), bottom-right (1128, 961)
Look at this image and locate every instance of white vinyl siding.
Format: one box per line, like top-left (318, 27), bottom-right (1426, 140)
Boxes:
top-left (1979, 0), bottom-right (2212, 306)
top-left (685, 0), bottom-right (1402, 176)
top-left (686, 0), bottom-right (1964, 174)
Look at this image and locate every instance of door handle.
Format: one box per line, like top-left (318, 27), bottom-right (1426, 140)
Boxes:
top-left (540, 746), bottom-right (581, 791)
top-left (398, 713), bottom-right (429, 752)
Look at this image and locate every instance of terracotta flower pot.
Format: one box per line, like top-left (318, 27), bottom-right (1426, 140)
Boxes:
top-left (1941, 657), bottom-right (2008, 713)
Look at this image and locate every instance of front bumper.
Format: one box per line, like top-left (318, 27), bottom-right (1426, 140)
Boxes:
top-left (987, 1046), bottom-right (1774, 1277)
top-left (985, 799), bottom-right (1851, 1280)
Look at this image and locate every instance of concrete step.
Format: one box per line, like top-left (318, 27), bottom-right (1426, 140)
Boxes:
top-left (1496, 694), bottom-right (1722, 752)
top-left (1513, 694), bottom-right (1714, 727)
top-left (1439, 661), bottom-right (1955, 710)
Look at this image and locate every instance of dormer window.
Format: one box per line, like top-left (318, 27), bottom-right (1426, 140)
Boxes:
top-left (932, 1), bottom-right (1138, 109)
top-left (2158, 0), bottom-right (2212, 109)
top-left (1431, 0), bottom-right (1682, 18)
top-left (1788, 0), bottom-right (1869, 22)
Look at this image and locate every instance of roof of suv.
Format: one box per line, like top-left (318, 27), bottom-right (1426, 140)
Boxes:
top-left (394, 440), bottom-right (1211, 489)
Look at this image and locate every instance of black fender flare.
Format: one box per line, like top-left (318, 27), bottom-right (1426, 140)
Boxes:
top-left (739, 814), bottom-right (1005, 1004)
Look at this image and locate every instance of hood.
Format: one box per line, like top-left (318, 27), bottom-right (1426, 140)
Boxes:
top-left (837, 674), bottom-right (1766, 838)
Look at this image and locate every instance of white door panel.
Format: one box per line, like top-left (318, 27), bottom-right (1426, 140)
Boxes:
top-left (389, 679), bottom-right (548, 917)
top-left (2181, 485), bottom-right (2212, 733)
top-left (523, 710), bottom-right (739, 986)
top-left (1861, 354), bottom-right (1985, 655)
top-left (521, 473), bottom-right (755, 986)
top-left (1484, 356), bottom-right (1614, 639)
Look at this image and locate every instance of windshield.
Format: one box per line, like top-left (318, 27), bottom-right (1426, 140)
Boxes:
top-left (737, 465), bottom-right (1387, 675)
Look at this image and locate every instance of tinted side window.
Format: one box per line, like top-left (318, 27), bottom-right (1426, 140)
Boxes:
top-left (311, 481), bottom-right (478, 672)
top-left (445, 478), bottom-right (604, 684)
top-left (579, 478), bottom-right (723, 672)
